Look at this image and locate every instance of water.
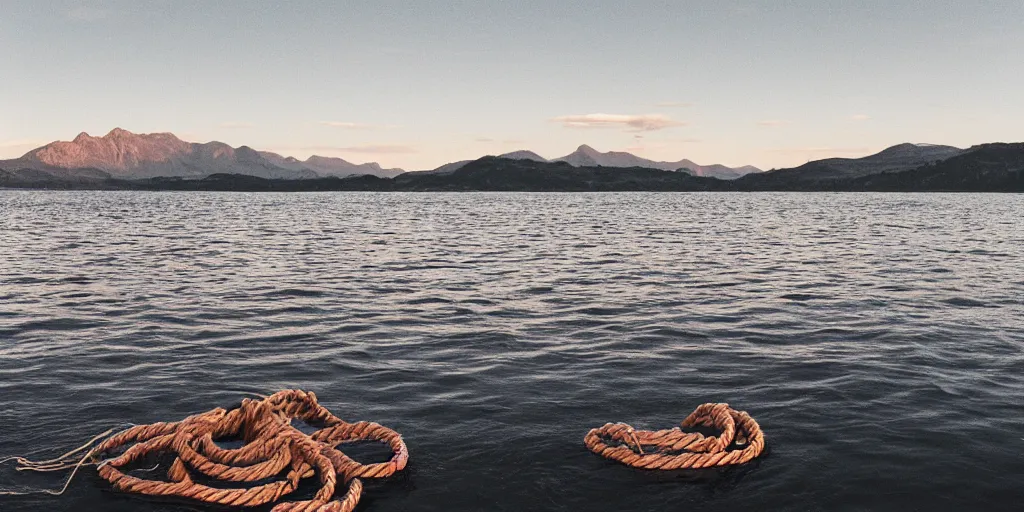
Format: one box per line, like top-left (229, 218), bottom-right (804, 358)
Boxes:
top-left (1, 191), bottom-right (1022, 511)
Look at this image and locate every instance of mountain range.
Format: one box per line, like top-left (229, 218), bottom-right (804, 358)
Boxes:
top-left (550, 144), bottom-right (762, 179)
top-left (392, 142), bottom-right (1020, 192)
top-left (0, 128), bottom-right (404, 182)
top-left (2, 129), bottom-right (1020, 192)
top-left (737, 143), bottom-right (965, 189)
top-left (29, 141), bottom-right (1014, 193)
top-left (0, 129), bottom-right (760, 183)
top-left (427, 144), bottom-right (761, 180)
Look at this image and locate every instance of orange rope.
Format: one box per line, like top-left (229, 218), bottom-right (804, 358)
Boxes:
top-left (7, 390), bottom-right (408, 511)
top-left (584, 403), bottom-right (765, 469)
top-left (8, 395), bottom-right (763, 507)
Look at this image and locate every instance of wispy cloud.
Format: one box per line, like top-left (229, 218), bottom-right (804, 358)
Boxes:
top-left (0, 139), bottom-right (47, 158)
top-left (850, 114), bottom-right (871, 121)
top-left (333, 145), bottom-right (416, 154)
top-left (765, 146), bottom-right (871, 157)
top-left (270, 144), bottom-right (417, 155)
top-left (655, 101), bottom-right (693, 108)
top-left (0, 139), bottom-right (47, 149)
top-left (62, 6), bottom-right (109, 21)
top-left (473, 137), bottom-right (527, 145)
top-left (730, 5), bottom-right (759, 16)
top-left (756, 120), bottom-right (791, 127)
top-left (552, 113), bottom-right (684, 132)
top-left (219, 121), bottom-right (255, 129)
top-left (319, 121), bottom-right (398, 130)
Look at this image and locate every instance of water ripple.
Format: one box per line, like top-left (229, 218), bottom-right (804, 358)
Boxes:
top-left (0, 191), bottom-right (1022, 511)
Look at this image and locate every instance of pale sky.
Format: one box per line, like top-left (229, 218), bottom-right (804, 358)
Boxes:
top-left (2, 0), bottom-right (1022, 170)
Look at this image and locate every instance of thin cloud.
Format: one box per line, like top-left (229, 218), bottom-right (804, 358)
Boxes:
top-left (756, 120), bottom-right (790, 127)
top-left (0, 139), bottom-right (47, 149)
top-left (63, 6), bottom-right (109, 21)
top-left (655, 101), bottom-right (693, 108)
top-left (219, 121), bottom-right (255, 129)
top-left (319, 121), bottom-right (399, 130)
top-left (335, 145), bottom-right (416, 154)
top-left (270, 145), bottom-right (417, 155)
top-left (378, 47), bottom-right (418, 56)
top-left (765, 147), bottom-right (871, 156)
top-left (850, 114), bottom-right (871, 121)
top-left (0, 139), bottom-right (47, 158)
top-left (552, 113), bottom-right (685, 132)
top-left (641, 136), bottom-right (702, 144)
top-left (730, 4), bottom-right (759, 16)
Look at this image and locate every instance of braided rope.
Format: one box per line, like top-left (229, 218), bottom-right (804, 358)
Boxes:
top-left (4, 390), bottom-right (407, 511)
top-left (584, 403), bottom-right (765, 469)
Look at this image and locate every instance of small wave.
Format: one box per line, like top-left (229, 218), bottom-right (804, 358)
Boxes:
top-left (264, 288), bottom-right (327, 298)
top-left (4, 276), bottom-right (49, 284)
top-left (941, 297), bottom-right (994, 308)
top-left (521, 286), bottom-right (554, 294)
top-left (57, 276), bottom-right (93, 284)
top-left (7, 318), bottom-right (107, 334)
top-left (405, 297), bottom-right (454, 305)
top-left (779, 293), bottom-right (825, 301)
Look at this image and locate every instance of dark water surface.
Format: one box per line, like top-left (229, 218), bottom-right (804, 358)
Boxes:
top-left (1, 191), bottom-right (1022, 511)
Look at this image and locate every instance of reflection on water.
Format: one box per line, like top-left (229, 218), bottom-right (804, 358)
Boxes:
top-left (1, 191), bottom-right (1023, 511)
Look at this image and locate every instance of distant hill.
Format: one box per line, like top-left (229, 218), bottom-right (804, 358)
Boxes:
top-left (421, 160), bottom-right (474, 175)
top-left (0, 166), bottom-right (112, 186)
top-left (421, 144), bottom-right (759, 179)
top-left (420, 150), bottom-right (547, 175)
top-left (3, 140), bottom-right (1020, 193)
top-left (0, 128), bottom-right (404, 180)
top-left (848, 143), bottom-right (1024, 192)
top-left (61, 157), bottom-right (731, 192)
top-left (390, 157), bottom-right (733, 191)
top-left (498, 150), bottom-right (548, 162)
top-left (259, 153), bottom-right (404, 178)
top-left (552, 144), bottom-right (760, 179)
top-left (738, 143), bottom-right (964, 189)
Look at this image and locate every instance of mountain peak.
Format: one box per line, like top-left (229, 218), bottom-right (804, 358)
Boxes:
top-left (305, 155), bottom-right (354, 166)
top-left (298, 155), bottom-right (399, 177)
top-left (872, 142), bottom-right (962, 160)
top-left (9, 129), bottom-right (404, 179)
top-left (551, 144), bottom-right (760, 179)
top-left (498, 150), bottom-right (548, 162)
top-left (105, 127), bottom-right (132, 139)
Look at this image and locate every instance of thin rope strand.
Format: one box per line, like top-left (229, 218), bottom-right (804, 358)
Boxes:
top-left (1, 390), bottom-right (408, 511)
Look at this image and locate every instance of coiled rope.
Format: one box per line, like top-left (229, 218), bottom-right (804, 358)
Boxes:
top-left (2, 390), bottom-right (408, 511)
top-left (584, 403), bottom-right (764, 469)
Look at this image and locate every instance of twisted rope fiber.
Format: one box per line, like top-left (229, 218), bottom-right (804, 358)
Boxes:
top-left (584, 403), bottom-right (765, 469)
top-left (3, 390), bottom-right (408, 511)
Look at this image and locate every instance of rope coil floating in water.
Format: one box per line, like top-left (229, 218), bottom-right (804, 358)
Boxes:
top-left (584, 403), bottom-right (764, 469)
top-left (3, 390), bottom-right (408, 512)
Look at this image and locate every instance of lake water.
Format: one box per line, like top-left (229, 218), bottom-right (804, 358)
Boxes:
top-left (1, 191), bottom-right (1022, 511)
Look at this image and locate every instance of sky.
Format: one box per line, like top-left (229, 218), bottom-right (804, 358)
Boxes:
top-left (2, 0), bottom-right (1023, 171)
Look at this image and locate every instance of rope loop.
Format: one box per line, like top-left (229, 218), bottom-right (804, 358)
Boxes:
top-left (584, 403), bottom-right (765, 470)
top-left (5, 390), bottom-right (408, 511)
